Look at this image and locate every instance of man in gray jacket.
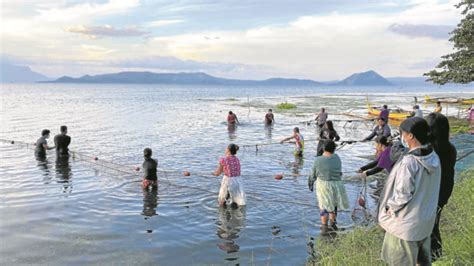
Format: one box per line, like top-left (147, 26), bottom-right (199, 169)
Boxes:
top-left (378, 117), bottom-right (441, 266)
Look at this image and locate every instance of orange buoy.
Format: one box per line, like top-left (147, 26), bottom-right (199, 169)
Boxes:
top-left (183, 171), bottom-right (191, 176)
top-left (274, 174), bottom-right (283, 180)
top-left (358, 196), bottom-right (366, 208)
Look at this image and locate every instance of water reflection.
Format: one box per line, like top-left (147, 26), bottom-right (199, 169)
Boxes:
top-left (291, 155), bottom-right (305, 176)
top-left (55, 156), bottom-right (72, 193)
top-left (264, 124), bottom-right (273, 140)
top-left (216, 206), bottom-right (246, 254)
top-left (227, 124), bottom-right (237, 140)
top-left (142, 189), bottom-right (159, 218)
top-left (36, 156), bottom-right (51, 183)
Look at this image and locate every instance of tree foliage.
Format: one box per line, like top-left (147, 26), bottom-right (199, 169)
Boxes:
top-left (425, 0), bottom-right (474, 84)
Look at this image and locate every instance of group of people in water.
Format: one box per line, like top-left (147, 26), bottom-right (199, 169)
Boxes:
top-left (34, 102), bottom-right (458, 265)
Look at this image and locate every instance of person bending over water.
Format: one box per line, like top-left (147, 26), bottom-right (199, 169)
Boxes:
top-left (142, 148), bottom-right (158, 190)
top-left (308, 140), bottom-right (349, 231)
top-left (214, 144), bottom-right (246, 208)
top-left (281, 127), bottom-right (305, 157)
top-left (358, 136), bottom-right (394, 177)
top-left (265, 109), bottom-right (275, 125)
top-left (227, 111), bottom-right (239, 125)
top-left (35, 129), bottom-right (54, 159)
top-left (363, 116), bottom-right (391, 141)
top-left (54, 125), bottom-right (71, 158)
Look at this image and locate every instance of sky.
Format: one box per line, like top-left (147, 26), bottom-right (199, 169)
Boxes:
top-left (0, 0), bottom-right (464, 80)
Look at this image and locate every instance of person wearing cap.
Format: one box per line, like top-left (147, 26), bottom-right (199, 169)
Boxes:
top-left (265, 109), bottom-right (275, 125)
top-left (380, 105), bottom-right (390, 121)
top-left (378, 117), bottom-right (441, 266)
top-left (363, 116), bottom-right (391, 141)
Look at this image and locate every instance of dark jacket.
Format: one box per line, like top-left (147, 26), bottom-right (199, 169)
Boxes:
top-left (435, 143), bottom-right (457, 207)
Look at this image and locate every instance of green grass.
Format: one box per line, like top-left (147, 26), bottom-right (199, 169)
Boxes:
top-left (308, 169), bottom-right (474, 265)
top-left (226, 97), bottom-right (238, 101)
top-left (448, 116), bottom-right (471, 135)
top-left (276, 102), bottom-right (297, 110)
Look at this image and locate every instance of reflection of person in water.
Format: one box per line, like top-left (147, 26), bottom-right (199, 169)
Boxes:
top-left (55, 156), bottom-right (72, 193)
top-left (227, 124), bottom-right (237, 140)
top-left (216, 206), bottom-right (246, 254)
top-left (142, 188), bottom-right (159, 217)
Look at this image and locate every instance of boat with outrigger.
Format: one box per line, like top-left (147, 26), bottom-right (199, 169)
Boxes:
top-left (422, 95), bottom-right (474, 105)
top-left (366, 97), bottom-right (412, 126)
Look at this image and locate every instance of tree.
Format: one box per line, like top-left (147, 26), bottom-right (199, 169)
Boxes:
top-left (425, 0), bottom-right (474, 84)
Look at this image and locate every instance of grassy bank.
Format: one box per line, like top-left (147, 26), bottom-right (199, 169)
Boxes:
top-left (448, 116), bottom-right (471, 134)
top-left (308, 169), bottom-right (474, 265)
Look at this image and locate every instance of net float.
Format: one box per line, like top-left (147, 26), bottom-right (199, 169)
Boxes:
top-left (358, 196), bottom-right (366, 208)
top-left (94, 157), bottom-right (99, 161)
top-left (183, 171), bottom-right (191, 176)
top-left (11, 141), bottom-right (14, 144)
top-left (134, 166), bottom-right (140, 171)
top-left (274, 174), bottom-right (283, 180)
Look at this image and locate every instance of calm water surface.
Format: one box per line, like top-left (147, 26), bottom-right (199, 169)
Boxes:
top-left (0, 83), bottom-right (473, 265)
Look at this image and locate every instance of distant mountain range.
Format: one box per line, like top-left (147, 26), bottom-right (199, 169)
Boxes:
top-left (50, 72), bottom-right (323, 86)
top-left (1, 61), bottom-right (436, 86)
top-left (1, 60), bottom-right (49, 83)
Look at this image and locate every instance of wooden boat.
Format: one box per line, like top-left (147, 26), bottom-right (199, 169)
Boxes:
top-left (367, 104), bottom-right (412, 124)
top-left (424, 95), bottom-right (474, 105)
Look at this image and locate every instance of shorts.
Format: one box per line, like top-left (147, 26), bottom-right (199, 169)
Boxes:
top-left (381, 232), bottom-right (431, 266)
top-left (142, 179), bottom-right (157, 189)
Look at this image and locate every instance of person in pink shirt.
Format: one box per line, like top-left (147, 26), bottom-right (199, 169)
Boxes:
top-left (214, 144), bottom-right (246, 208)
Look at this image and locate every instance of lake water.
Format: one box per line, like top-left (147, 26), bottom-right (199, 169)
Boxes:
top-left (0, 83), bottom-right (473, 265)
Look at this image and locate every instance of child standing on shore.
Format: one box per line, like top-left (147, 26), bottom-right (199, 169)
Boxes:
top-left (308, 140), bottom-right (349, 230)
top-left (142, 148), bottom-right (158, 190)
top-left (214, 144), bottom-right (246, 207)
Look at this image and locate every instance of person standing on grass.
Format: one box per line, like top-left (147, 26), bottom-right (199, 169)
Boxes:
top-left (358, 135), bottom-right (394, 177)
top-left (308, 140), bottom-right (349, 231)
top-left (281, 127), bottom-right (305, 157)
top-left (35, 129), bottom-right (55, 159)
top-left (426, 113), bottom-right (457, 260)
top-left (378, 117), bottom-right (441, 266)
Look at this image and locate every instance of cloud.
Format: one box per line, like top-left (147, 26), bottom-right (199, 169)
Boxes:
top-left (149, 19), bottom-right (185, 28)
top-left (388, 24), bottom-right (454, 39)
top-left (37, 0), bottom-right (140, 22)
top-left (65, 25), bottom-right (148, 39)
top-left (110, 56), bottom-right (277, 79)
